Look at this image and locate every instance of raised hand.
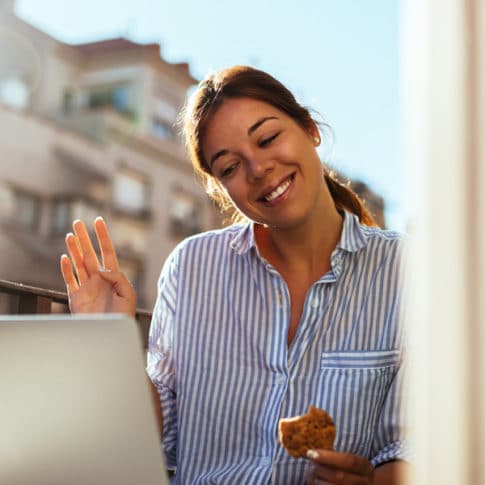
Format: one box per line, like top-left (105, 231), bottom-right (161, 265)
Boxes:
top-left (60, 217), bottom-right (137, 316)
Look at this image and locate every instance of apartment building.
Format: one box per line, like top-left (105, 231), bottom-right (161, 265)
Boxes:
top-left (0, 2), bottom-right (221, 309)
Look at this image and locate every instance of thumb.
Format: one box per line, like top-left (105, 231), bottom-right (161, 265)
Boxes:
top-left (98, 270), bottom-right (137, 302)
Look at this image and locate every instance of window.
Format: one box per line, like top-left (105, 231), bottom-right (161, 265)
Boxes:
top-left (151, 95), bottom-right (178, 139)
top-left (109, 218), bottom-right (148, 255)
top-left (51, 197), bottom-right (101, 235)
top-left (14, 189), bottom-right (40, 229)
top-left (86, 83), bottom-right (136, 120)
top-left (112, 168), bottom-right (150, 216)
top-left (0, 185), bottom-right (40, 230)
top-left (52, 200), bottom-right (70, 234)
top-left (170, 189), bottom-right (203, 238)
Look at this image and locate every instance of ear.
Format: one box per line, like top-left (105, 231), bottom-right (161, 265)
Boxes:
top-left (308, 122), bottom-right (321, 146)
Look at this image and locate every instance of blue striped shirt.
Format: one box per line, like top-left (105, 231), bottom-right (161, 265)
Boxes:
top-left (147, 211), bottom-right (409, 484)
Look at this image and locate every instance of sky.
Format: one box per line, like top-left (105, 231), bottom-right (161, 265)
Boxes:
top-left (14, 0), bottom-right (404, 230)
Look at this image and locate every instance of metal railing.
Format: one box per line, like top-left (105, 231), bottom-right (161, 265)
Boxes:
top-left (0, 279), bottom-right (152, 348)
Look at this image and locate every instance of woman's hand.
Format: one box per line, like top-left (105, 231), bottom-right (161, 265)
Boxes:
top-left (60, 217), bottom-right (137, 316)
top-left (306, 449), bottom-right (374, 485)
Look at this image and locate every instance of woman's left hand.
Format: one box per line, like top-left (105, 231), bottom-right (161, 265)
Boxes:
top-left (306, 449), bottom-right (374, 485)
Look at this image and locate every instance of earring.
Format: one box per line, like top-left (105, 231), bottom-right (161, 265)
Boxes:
top-left (313, 136), bottom-right (320, 145)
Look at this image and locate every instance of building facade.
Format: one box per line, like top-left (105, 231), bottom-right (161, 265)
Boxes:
top-left (0, 2), bottom-right (221, 309)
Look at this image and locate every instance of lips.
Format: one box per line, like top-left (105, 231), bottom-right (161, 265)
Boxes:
top-left (260, 174), bottom-right (295, 203)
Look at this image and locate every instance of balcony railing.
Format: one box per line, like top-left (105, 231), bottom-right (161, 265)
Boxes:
top-left (0, 279), bottom-right (152, 348)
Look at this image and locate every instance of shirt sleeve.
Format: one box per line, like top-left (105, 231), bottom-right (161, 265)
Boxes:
top-left (370, 344), bottom-right (412, 467)
top-left (371, 237), bottom-right (412, 467)
top-left (146, 248), bottom-right (179, 470)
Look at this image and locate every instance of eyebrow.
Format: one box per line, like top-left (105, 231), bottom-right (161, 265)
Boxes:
top-left (209, 116), bottom-right (278, 167)
top-left (247, 116), bottom-right (277, 136)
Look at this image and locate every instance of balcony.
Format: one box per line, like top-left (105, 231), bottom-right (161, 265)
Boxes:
top-left (0, 279), bottom-right (152, 348)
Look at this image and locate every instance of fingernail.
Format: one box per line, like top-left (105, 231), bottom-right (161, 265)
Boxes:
top-left (306, 449), bottom-right (319, 460)
top-left (95, 216), bottom-right (104, 223)
top-left (98, 266), bottom-right (111, 273)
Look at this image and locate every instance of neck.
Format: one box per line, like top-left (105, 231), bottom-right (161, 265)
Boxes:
top-left (255, 203), bottom-right (344, 276)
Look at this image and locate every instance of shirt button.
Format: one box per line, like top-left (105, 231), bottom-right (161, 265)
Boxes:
top-left (276, 375), bottom-right (286, 384)
top-left (260, 457), bottom-right (271, 466)
top-left (311, 297), bottom-right (319, 308)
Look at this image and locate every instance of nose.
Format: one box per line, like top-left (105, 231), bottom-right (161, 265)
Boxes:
top-left (246, 155), bottom-right (275, 182)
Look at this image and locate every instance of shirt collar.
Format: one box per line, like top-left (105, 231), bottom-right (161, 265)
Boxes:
top-left (229, 223), bottom-right (255, 255)
top-left (229, 210), bottom-right (369, 256)
top-left (335, 210), bottom-right (369, 253)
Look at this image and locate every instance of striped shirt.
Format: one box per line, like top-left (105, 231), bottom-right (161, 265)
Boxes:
top-left (147, 211), bottom-right (409, 484)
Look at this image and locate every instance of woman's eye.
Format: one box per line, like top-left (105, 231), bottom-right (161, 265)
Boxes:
top-left (220, 162), bottom-right (238, 178)
top-left (259, 132), bottom-right (280, 147)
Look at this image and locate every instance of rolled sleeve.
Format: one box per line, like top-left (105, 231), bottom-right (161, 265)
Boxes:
top-left (371, 440), bottom-right (412, 467)
top-left (370, 346), bottom-right (411, 467)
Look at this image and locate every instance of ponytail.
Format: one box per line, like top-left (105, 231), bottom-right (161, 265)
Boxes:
top-left (324, 170), bottom-right (378, 227)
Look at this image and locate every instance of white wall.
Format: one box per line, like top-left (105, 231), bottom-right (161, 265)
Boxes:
top-left (401, 0), bottom-right (485, 483)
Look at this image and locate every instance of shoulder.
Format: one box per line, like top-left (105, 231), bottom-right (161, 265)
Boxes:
top-left (168, 224), bottom-right (248, 261)
top-left (157, 225), bottom-right (247, 286)
top-left (351, 224), bottom-right (409, 274)
top-left (361, 224), bottom-right (408, 253)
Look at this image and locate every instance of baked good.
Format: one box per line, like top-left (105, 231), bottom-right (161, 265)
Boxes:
top-left (278, 405), bottom-right (336, 458)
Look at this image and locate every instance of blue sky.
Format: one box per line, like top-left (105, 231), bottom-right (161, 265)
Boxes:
top-left (15, 0), bottom-right (404, 229)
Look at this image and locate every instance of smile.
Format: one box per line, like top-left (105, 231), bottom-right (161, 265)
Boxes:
top-left (263, 174), bottom-right (295, 202)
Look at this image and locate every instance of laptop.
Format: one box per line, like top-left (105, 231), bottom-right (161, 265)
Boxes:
top-left (0, 314), bottom-right (169, 485)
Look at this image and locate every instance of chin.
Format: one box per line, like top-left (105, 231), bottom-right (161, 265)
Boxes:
top-left (262, 215), bottom-right (307, 230)
top-left (243, 206), bottom-right (309, 229)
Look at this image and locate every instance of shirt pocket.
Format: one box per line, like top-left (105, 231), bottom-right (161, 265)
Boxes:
top-left (320, 349), bottom-right (400, 456)
top-left (321, 349), bottom-right (400, 370)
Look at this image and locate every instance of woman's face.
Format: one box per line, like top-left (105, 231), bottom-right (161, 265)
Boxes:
top-left (201, 97), bottom-right (328, 228)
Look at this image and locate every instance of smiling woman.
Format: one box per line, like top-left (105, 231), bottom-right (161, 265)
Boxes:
top-left (182, 66), bottom-right (377, 227)
top-left (62, 65), bottom-right (411, 484)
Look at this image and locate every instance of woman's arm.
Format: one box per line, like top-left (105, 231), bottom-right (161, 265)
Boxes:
top-left (374, 460), bottom-right (410, 484)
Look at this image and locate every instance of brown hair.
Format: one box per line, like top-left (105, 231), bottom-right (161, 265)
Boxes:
top-left (181, 65), bottom-right (377, 226)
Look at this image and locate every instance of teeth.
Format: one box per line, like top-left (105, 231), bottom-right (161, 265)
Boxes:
top-left (265, 177), bottom-right (292, 202)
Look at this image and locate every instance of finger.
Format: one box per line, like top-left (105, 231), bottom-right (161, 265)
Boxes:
top-left (312, 465), bottom-right (365, 485)
top-left (308, 477), bottom-right (334, 485)
top-left (60, 254), bottom-right (79, 292)
top-left (98, 270), bottom-right (135, 298)
top-left (65, 232), bottom-right (89, 284)
top-left (307, 450), bottom-right (373, 477)
top-left (72, 219), bottom-right (100, 276)
top-left (309, 475), bottom-right (335, 485)
top-left (94, 217), bottom-right (119, 271)
top-left (98, 270), bottom-right (137, 315)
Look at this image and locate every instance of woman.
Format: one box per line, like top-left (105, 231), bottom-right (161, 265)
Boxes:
top-left (61, 66), bottom-right (410, 484)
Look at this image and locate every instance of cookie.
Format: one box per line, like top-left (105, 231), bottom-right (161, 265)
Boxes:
top-left (278, 405), bottom-right (336, 458)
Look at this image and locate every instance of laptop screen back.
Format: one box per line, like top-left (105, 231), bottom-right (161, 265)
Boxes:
top-left (0, 314), bottom-right (168, 485)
